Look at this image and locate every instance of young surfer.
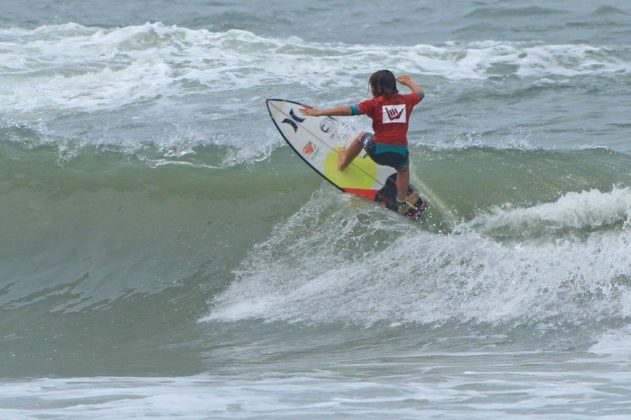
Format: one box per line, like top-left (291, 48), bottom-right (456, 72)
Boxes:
top-left (300, 70), bottom-right (424, 213)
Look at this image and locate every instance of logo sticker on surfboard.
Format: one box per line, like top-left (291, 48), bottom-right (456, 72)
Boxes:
top-left (302, 141), bottom-right (319, 160)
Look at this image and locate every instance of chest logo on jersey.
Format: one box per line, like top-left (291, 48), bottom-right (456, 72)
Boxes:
top-left (382, 105), bottom-right (406, 124)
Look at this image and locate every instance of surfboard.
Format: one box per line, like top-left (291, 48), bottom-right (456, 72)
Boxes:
top-left (266, 99), bottom-right (427, 221)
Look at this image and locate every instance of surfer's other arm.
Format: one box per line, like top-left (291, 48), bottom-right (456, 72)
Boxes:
top-left (396, 75), bottom-right (425, 101)
top-left (300, 106), bottom-right (353, 117)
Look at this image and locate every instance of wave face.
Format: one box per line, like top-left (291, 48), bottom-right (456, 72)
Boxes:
top-left (2, 1), bottom-right (631, 416)
top-left (2, 144), bottom-right (631, 364)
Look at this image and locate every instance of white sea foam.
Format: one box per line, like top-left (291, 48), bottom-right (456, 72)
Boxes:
top-left (1, 23), bottom-right (630, 113)
top-left (205, 187), bottom-right (631, 327)
top-left (0, 371), bottom-right (617, 419)
top-left (413, 124), bottom-right (539, 151)
top-left (590, 324), bottom-right (631, 357)
top-left (467, 186), bottom-right (631, 236)
top-left (2, 23), bottom-right (629, 158)
top-left (3, 366), bottom-right (631, 418)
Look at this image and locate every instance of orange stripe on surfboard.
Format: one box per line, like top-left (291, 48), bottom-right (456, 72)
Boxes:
top-left (343, 188), bottom-right (378, 201)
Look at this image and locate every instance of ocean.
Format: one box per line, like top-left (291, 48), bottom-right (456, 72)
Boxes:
top-left (1, 0), bottom-right (631, 418)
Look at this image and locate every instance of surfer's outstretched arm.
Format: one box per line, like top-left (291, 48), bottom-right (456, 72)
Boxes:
top-left (300, 106), bottom-right (353, 117)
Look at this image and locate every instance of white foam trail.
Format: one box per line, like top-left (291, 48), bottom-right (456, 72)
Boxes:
top-left (1, 23), bottom-right (630, 113)
top-left (205, 187), bottom-right (631, 327)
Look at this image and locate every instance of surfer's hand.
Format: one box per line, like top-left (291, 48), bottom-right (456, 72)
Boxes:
top-left (397, 75), bottom-right (423, 96)
top-left (300, 107), bottom-right (319, 117)
top-left (396, 75), bottom-right (413, 85)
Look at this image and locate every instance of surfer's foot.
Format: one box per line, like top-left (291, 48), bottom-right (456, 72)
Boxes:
top-left (396, 199), bottom-right (408, 214)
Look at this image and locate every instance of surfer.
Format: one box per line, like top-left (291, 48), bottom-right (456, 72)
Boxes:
top-left (300, 70), bottom-right (424, 213)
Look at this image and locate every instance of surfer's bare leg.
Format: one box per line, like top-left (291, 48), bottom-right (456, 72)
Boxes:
top-left (337, 132), bottom-right (364, 171)
top-left (396, 168), bottom-right (410, 203)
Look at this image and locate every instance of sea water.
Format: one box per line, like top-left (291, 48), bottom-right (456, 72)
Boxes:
top-left (1, 1), bottom-right (631, 418)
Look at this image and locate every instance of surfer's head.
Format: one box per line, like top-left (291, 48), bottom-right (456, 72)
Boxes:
top-left (369, 70), bottom-right (398, 97)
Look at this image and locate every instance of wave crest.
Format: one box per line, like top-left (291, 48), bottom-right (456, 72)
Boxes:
top-left (1, 23), bottom-right (630, 113)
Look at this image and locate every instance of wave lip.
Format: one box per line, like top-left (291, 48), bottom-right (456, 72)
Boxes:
top-left (467, 186), bottom-right (631, 238)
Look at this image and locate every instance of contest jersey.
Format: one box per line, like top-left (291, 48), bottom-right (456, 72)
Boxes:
top-left (356, 92), bottom-right (423, 145)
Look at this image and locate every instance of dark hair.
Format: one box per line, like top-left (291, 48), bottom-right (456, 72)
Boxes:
top-left (369, 70), bottom-right (398, 97)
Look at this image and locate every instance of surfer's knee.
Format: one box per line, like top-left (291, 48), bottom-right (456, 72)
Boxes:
top-left (396, 162), bottom-right (409, 173)
top-left (347, 132), bottom-right (364, 148)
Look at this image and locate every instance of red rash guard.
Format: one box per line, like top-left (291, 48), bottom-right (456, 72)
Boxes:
top-left (356, 92), bottom-right (423, 145)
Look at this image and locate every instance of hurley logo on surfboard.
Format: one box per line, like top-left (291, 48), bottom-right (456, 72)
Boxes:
top-left (382, 105), bottom-right (406, 124)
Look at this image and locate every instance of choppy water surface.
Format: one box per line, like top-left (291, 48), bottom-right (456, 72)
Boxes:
top-left (1, 1), bottom-right (631, 418)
